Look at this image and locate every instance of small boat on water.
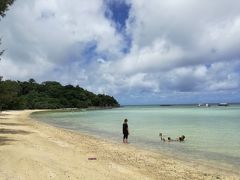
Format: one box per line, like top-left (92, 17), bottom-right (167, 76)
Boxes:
top-left (198, 103), bottom-right (210, 107)
top-left (218, 103), bottom-right (229, 106)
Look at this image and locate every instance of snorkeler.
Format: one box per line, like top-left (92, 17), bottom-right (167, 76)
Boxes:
top-left (179, 135), bottom-right (185, 142)
top-left (159, 133), bottom-right (163, 140)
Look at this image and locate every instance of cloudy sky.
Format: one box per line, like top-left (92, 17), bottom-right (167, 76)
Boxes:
top-left (0, 0), bottom-right (240, 105)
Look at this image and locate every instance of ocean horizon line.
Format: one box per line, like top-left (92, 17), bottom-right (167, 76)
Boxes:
top-left (121, 102), bottom-right (240, 106)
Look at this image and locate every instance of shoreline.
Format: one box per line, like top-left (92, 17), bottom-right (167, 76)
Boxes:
top-left (0, 110), bottom-right (239, 179)
top-left (32, 109), bottom-right (240, 173)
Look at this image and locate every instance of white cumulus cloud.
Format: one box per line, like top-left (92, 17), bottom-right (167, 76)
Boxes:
top-left (1, 0), bottom-right (240, 104)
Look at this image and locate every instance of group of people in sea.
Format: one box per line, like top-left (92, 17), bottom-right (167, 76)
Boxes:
top-left (159, 133), bottom-right (185, 142)
top-left (122, 118), bottom-right (185, 143)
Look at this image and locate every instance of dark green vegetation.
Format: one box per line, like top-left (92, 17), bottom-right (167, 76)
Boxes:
top-left (0, 1), bottom-right (119, 110)
top-left (0, 79), bottom-right (119, 110)
top-left (0, 0), bottom-right (15, 18)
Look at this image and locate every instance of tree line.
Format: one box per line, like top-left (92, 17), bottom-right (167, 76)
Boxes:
top-left (0, 2), bottom-right (119, 110)
top-left (0, 78), bottom-right (119, 110)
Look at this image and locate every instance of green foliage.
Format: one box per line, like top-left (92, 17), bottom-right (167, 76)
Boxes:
top-left (0, 80), bottom-right (21, 110)
top-left (0, 79), bottom-right (119, 110)
top-left (0, 0), bottom-right (15, 18)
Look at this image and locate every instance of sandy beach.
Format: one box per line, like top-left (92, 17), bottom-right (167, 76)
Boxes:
top-left (0, 110), bottom-right (239, 180)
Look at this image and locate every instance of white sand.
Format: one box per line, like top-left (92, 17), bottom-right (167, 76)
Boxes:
top-left (0, 110), bottom-right (239, 180)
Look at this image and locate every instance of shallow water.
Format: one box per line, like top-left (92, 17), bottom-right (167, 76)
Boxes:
top-left (33, 105), bottom-right (240, 169)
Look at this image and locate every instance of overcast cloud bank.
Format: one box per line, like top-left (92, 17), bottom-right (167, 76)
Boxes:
top-left (0, 0), bottom-right (240, 104)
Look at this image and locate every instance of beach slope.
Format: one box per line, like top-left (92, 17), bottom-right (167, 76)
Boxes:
top-left (0, 110), bottom-right (238, 180)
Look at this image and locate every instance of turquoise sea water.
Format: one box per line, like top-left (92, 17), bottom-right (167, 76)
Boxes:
top-left (33, 105), bottom-right (240, 170)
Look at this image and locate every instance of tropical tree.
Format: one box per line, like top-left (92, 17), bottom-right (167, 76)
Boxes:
top-left (0, 79), bottom-right (120, 110)
top-left (0, 0), bottom-right (15, 17)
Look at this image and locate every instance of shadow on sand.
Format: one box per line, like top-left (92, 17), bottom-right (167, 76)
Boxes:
top-left (0, 128), bottom-right (32, 146)
top-left (0, 117), bottom-right (9, 120)
top-left (0, 136), bottom-right (17, 146)
top-left (0, 114), bottom-right (32, 146)
top-left (0, 113), bottom-right (10, 116)
top-left (0, 123), bottom-right (27, 126)
top-left (0, 128), bottom-right (32, 135)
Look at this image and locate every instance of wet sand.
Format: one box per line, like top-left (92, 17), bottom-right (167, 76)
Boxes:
top-left (0, 110), bottom-right (239, 180)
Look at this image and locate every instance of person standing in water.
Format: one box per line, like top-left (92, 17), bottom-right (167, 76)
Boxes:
top-left (122, 119), bottom-right (129, 143)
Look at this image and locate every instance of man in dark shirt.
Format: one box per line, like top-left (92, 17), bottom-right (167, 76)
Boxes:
top-left (122, 119), bottom-right (129, 143)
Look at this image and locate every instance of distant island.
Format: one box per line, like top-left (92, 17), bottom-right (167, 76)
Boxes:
top-left (0, 78), bottom-right (119, 110)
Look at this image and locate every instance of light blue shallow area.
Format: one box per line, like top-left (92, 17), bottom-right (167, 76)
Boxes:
top-left (33, 105), bottom-right (240, 169)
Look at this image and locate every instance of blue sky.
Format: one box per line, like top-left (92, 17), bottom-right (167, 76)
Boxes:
top-left (105, 0), bottom-right (131, 31)
top-left (0, 0), bottom-right (240, 105)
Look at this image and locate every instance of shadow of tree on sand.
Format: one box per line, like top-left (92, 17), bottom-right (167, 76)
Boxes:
top-left (0, 117), bottom-right (8, 120)
top-left (0, 123), bottom-right (27, 126)
top-left (0, 113), bottom-right (10, 119)
top-left (0, 136), bottom-right (17, 146)
top-left (0, 128), bottom-right (32, 146)
top-left (0, 113), bottom-right (10, 116)
top-left (0, 128), bottom-right (32, 135)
